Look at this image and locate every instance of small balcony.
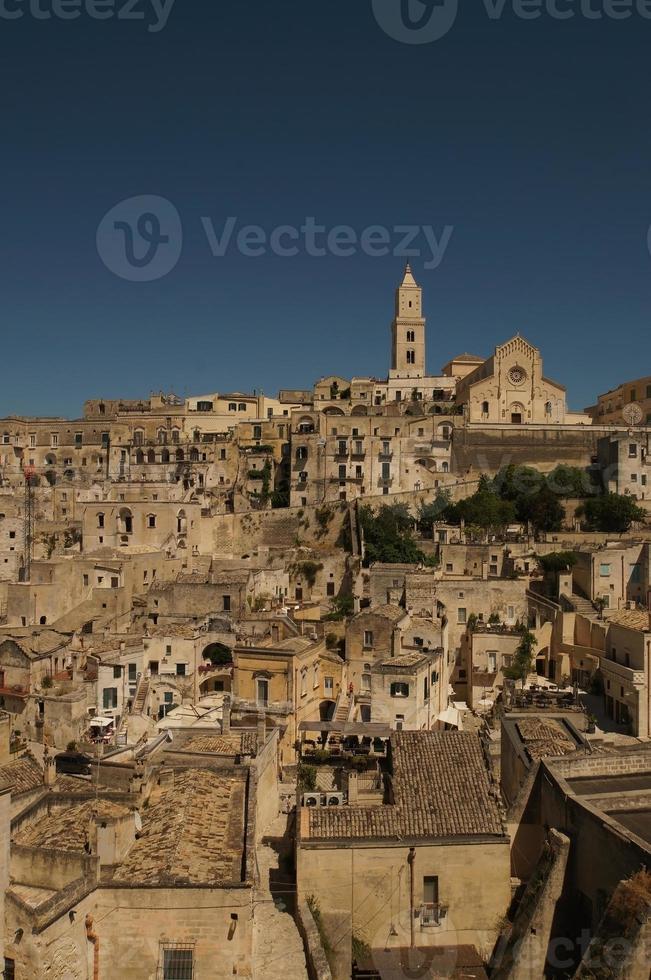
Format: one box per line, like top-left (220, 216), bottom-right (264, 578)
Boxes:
top-left (378, 451), bottom-right (393, 461)
top-left (378, 476), bottom-right (393, 487)
top-left (0, 684), bottom-right (29, 700)
top-left (235, 697), bottom-right (293, 715)
top-left (419, 903), bottom-right (448, 928)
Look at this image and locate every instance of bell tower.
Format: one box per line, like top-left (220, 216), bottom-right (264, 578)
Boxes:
top-left (390, 264), bottom-right (426, 379)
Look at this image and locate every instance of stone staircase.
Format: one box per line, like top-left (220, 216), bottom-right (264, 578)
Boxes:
top-left (570, 593), bottom-right (597, 618)
top-left (132, 676), bottom-right (149, 715)
top-left (334, 694), bottom-right (352, 723)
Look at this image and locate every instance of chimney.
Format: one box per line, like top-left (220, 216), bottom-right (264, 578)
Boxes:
top-left (43, 746), bottom-right (57, 787)
top-left (222, 695), bottom-right (231, 735)
top-left (0, 713), bottom-right (11, 767)
top-left (256, 711), bottom-right (266, 750)
top-left (347, 770), bottom-right (358, 803)
top-left (558, 570), bottom-right (573, 599)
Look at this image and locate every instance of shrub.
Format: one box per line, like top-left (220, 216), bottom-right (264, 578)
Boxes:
top-left (297, 764), bottom-right (317, 791)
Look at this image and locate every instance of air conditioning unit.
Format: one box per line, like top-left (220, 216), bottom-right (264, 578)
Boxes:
top-left (326, 792), bottom-right (345, 806)
top-left (302, 793), bottom-right (321, 808)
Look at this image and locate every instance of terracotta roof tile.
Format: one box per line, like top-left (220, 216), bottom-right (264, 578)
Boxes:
top-left (308, 732), bottom-right (504, 842)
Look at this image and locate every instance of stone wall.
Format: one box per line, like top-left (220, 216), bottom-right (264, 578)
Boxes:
top-left (491, 829), bottom-right (571, 980)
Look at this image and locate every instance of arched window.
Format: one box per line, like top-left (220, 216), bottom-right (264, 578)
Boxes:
top-left (161, 449), bottom-right (170, 464)
top-left (147, 514), bottom-right (156, 529)
top-left (190, 447), bottom-right (199, 462)
top-left (442, 462), bottom-right (449, 473)
top-left (135, 449), bottom-right (145, 465)
top-left (157, 429), bottom-right (167, 445)
top-left (147, 449), bottom-right (156, 464)
top-left (171, 428), bottom-right (180, 443)
top-left (544, 401), bottom-right (552, 416)
top-left (176, 449), bottom-right (184, 462)
top-left (177, 509), bottom-right (187, 534)
top-left (481, 401), bottom-right (489, 416)
top-left (133, 429), bottom-right (144, 447)
top-left (118, 508), bottom-right (133, 535)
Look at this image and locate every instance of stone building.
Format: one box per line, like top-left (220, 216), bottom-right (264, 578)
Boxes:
top-left (597, 430), bottom-right (651, 502)
top-left (297, 731), bottom-right (510, 975)
top-left (3, 766), bottom-right (256, 978)
top-left (232, 633), bottom-right (344, 761)
top-left (454, 335), bottom-right (580, 425)
top-left (586, 373), bottom-right (651, 426)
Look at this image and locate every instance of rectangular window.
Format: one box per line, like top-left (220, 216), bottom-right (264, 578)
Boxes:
top-left (128, 663), bottom-right (137, 681)
top-left (176, 663), bottom-right (186, 676)
top-left (102, 687), bottom-right (118, 710)
top-left (629, 443), bottom-right (638, 458)
top-left (600, 563), bottom-right (611, 576)
top-left (324, 676), bottom-right (333, 694)
top-left (487, 651), bottom-right (497, 673)
top-left (75, 432), bottom-right (83, 447)
top-left (50, 432), bottom-right (58, 447)
top-left (223, 595), bottom-right (231, 611)
top-left (363, 630), bottom-right (373, 648)
top-left (113, 665), bottom-right (121, 679)
top-left (29, 433), bottom-right (36, 448)
top-left (457, 608), bottom-right (467, 624)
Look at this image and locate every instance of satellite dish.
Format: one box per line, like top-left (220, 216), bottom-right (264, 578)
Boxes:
top-left (623, 403), bottom-right (643, 426)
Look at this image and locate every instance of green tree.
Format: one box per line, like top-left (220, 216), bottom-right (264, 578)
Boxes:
top-left (445, 477), bottom-right (516, 531)
top-left (577, 494), bottom-right (646, 533)
top-left (546, 464), bottom-right (595, 499)
top-left (418, 489), bottom-right (451, 537)
top-left (519, 485), bottom-right (565, 532)
top-left (504, 627), bottom-right (538, 689)
top-left (538, 551), bottom-right (577, 574)
top-left (359, 503), bottom-right (429, 565)
top-left (494, 465), bottom-right (545, 501)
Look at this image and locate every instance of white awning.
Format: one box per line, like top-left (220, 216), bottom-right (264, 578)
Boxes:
top-left (436, 705), bottom-right (462, 728)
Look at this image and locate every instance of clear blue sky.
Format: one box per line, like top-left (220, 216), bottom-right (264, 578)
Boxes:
top-left (1, 0), bottom-right (650, 418)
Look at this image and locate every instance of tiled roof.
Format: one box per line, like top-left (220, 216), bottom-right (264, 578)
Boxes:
top-left (374, 652), bottom-right (429, 672)
top-left (112, 769), bottom-right (246, 886)
top-left (0, 753), bottom-right (43, 796)
top-left (356, 603), bottom-right (407, 623)
top-left (307, 732), bottom-right (504, 842)
top-left (516, 718), bottom-right (577, 761)
top-left (608, 610), bottom-right (651, 632)
top-left (183, 732), bottom-right (257, 757)
top-left (15, 800), bottom-right (131, 851)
